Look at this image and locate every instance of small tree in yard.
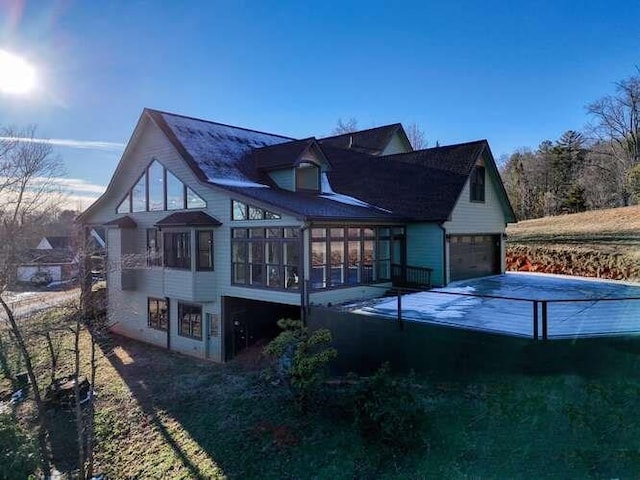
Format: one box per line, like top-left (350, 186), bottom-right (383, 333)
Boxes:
top-left (264, 319), bottom-right (337, 412)
top-left (354, 363), bottom-right (426, 452)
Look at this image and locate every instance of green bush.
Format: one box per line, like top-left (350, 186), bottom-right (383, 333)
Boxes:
top-left (354, 363), bottom-right (426, 451)
top-left (264, 319), bottom-right (337, 412)
top-left (0, 412), bottom-right (38, 480)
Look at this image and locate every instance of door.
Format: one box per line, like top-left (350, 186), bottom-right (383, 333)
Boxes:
top-left (449, 235), bottom-right (500, 282)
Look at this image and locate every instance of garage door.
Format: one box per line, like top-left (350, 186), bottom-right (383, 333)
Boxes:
top-left (450, 235), bottom-right (500, 282)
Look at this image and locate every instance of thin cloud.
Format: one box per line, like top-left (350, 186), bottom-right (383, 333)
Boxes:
top-left (49, 177), bottom-right (107, 195)
top-left (0, 136), bottom-right (125, 152)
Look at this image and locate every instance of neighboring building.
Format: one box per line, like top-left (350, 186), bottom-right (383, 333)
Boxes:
top-left (17, 236), bottom-right (78, 284)
top-left (78, 108), bottom-right (515, 362)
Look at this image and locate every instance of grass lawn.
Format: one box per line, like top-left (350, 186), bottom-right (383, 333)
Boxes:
top-left (507, 205), bottom-right (640, 257)
top-left (7, 317), bottom-right (638, 479)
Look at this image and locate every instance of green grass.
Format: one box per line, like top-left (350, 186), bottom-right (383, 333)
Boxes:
top-left (7, 309), bottom-right (640, 478)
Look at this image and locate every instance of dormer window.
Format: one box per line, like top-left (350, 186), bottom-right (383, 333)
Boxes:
top-left (296, 162), bottom-right (320, 192)
top-left (470, 166), bottom-right (485, 202)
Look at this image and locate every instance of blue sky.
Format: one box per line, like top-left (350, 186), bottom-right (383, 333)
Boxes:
top-left (1, 0), bottom-right (639, 208)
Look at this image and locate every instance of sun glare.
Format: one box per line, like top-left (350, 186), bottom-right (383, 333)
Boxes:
top-left (0, 49), bottom-right (36, 95)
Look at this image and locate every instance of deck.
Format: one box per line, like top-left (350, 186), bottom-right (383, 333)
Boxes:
top-left (348, 273), bottom-right (640, 340)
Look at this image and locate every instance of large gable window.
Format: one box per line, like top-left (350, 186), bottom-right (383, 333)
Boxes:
top-left (116, 160), bottom-right (206, 213)
top-left (296, 162), bottom-right (320, 192)
top-left (470, 166), bottom-right (485, 202)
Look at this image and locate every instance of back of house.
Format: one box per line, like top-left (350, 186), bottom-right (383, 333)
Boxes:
top-left (79, 109), bottom-right (515, 362)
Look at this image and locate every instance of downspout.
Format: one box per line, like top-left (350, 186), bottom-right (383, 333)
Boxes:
top-left (299, 224), bottom-right (308, 325)
top-left (437, 223), bottom-right (447, 286)
top-left (166, 297), bottom-right (171, 350)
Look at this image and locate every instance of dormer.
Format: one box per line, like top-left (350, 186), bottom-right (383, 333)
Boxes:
top-left (254, 138), bottom-right (331, 193)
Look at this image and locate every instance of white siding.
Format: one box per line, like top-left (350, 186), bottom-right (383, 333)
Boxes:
top-left (87, 118), bottom-right (306, 361)
top-left (269, 168), bottom-right (295, 191)
top-left (442, 164), bottom-right (508, 282)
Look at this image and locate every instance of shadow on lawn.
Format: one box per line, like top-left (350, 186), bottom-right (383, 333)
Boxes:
top-left (97, 336), bottom-right (221, 479)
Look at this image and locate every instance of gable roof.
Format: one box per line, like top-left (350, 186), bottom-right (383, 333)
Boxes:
top-left (40, 236), bottom-right (71, 249)
top-left (148, 108), bottom-right (294, 185)
top-left (80, 108), bottom-right (514, 226)
top-left (324, 140), bottom-right (515, 222)
top-left (318, 123), bottom-right (412, 155)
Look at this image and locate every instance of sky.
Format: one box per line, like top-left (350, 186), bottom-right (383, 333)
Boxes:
top-left (0, 0), bottom-right (639, 209)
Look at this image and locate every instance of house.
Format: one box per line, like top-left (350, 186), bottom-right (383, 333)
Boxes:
top-left (17, 236), bottom-right (78, 285)
top-left (78, 108), bottom-right (515, 362)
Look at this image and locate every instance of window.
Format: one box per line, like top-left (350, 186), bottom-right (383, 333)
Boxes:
top-left (117, 194), bottom-right (131, 214)
top-left (148, 160), bottom-right (165, 211)
top-left (296, 162), bottom-right (320, 192)
top-left (164, 232), bottom-right (191, 269)
top-left (114, 159), bottom-right (207, 213)
top-left (470, 166), bottom-right (485, 202)
top-left (167, 171), bottom-right (185, 210)
top-left (232, 227), bottom-right (300, 289)
top-left (131, 173), bottom-right (146, 212)
top-left (147, 228), bottom-right (162, 266)
top-left (197, 231), bottom-right (214, 270)
top-left (178, 303), bottom-right (202, 339)
top-left (148, 298), bottom-right (168, 330)
top-left (231, 199), bottom-right (280, 221)
top-left (309, 226), bottom-right (400, 289)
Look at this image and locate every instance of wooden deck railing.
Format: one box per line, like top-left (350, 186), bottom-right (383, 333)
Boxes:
top-left (391, 264), bottom-right (433, 289)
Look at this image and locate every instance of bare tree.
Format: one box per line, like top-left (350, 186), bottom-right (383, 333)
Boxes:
top-left (586, 73), bottom-right (640, 205)
top-left (332, 117), bottom-right (359, 135)
top-left (406, 122), bottom-right (427, 150)
top-left (0, 125), bottom-right (65, 476)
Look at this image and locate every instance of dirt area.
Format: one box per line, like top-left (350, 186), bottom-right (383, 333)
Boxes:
top-left (506, 206), bottom-right (640, 281)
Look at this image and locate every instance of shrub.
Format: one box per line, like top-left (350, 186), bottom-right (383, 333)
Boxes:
top-left (264, 318), bottom-right (337, 412)
top-left (0, 412), bottom-right (38, 480)
top-left (354, 363), bottom-right (426, 451)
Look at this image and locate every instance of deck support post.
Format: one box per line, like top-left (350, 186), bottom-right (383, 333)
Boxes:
top-left (542, 301), bottom-right (548, 341)
top-left (397, 288), bottom-right (403, 331)
top-left (533, 300), bottom-right (539, 341)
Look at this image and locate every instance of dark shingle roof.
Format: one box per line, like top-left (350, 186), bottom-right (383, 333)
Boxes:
top-left (155, 211), bottom-right (222, 227)
top-left (44, 236), bottom-right (71, 249)
top-left (254, 138), bottom-right (317, 171)
top-left (318, 124), bottom-right (410, 155)
top-left (104, 216), bottom-right (137, 228)
top-left (20, 249), bottom-right (75, 265)
top-left (324, 141), bottom-right (488, 222)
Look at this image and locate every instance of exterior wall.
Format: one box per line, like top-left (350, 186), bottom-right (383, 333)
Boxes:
top-left (442, 160), bottom-right (508, 283)
top-left (268, 168), bottom-right (294, 191)
top-left (17, 265), bottom-right (62, 282)
top-left (382, 132), bottom-right (412, 155)
top-left (405, 223), bottom-right (445, 286)
top-left (85, 118), bottom-right (304, 362)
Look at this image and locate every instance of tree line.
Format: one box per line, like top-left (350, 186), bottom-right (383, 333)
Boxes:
top-left (500, 71), bottom-right (640, 220)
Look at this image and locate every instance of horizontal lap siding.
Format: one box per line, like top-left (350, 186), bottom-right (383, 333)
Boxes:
top-left (406, 223), bottom-right (444, 287)
top-left (443, 165), bottom-right (508, 282)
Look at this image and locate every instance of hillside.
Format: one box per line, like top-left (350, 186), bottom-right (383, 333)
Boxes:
top-left (506, 206), bottom-right (640, 280)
